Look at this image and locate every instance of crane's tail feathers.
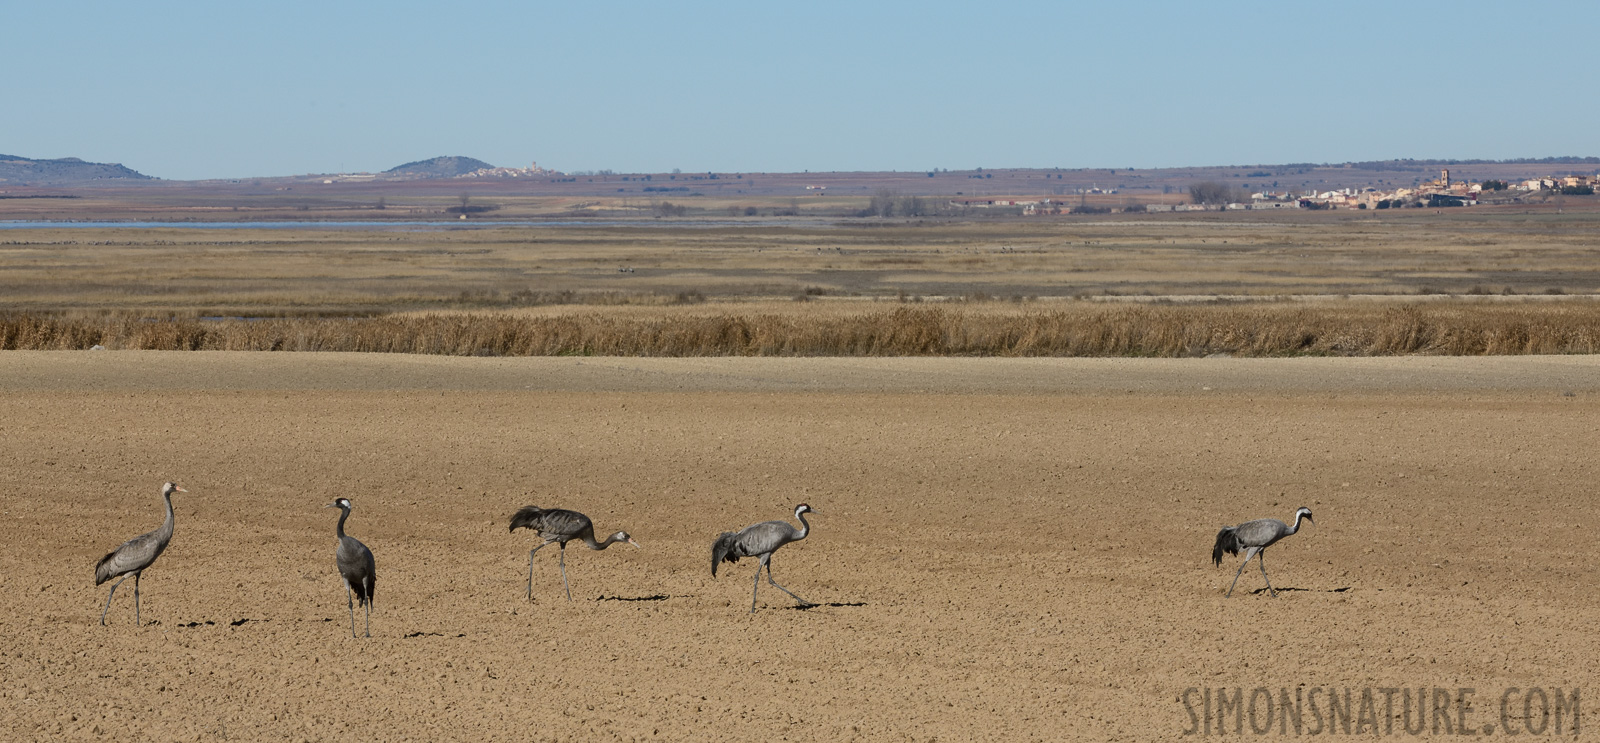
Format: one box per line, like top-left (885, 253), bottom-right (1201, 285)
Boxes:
top-left (349, 578), bottom-right (376, 607)
top-left (509, 506), bottom-right (545, 533)
top-left (93, 551), bottom-right (118, 585)
top-left (710, 532), bottom-right (740, 577)
top-left (1212, 527), bottom-right (1240, 566)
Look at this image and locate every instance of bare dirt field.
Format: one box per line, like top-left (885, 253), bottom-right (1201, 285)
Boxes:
top-left (1, 353), bottom-right (1596, 740)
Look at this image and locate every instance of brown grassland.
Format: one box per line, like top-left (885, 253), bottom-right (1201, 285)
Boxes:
top-left (2, 199), bottom-right (1598, 740)
top-left (2, 204), bottom-right (1599, 356)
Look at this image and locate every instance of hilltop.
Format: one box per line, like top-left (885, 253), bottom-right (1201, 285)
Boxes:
top-left (384, 156), bottom-right (496, 179)
top-left (0, 154), bottom-right (153, 185)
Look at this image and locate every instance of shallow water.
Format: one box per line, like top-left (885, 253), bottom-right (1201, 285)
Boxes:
top-left (0, 218), bottom-right (822, 230)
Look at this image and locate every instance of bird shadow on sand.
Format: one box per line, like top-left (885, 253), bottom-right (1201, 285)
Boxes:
top-left (1247, 586), bottom-right (1352, 595)
top-left (790, 601), bottom-right (867, 611)
top-left (596, 593), bottom-right (671, 602)
top-left (170, 618), bottom-right (268, 628)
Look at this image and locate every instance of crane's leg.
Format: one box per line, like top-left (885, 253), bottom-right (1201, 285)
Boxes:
top-left (1226, 551), bottom-right (1254, 598)
top-left (100, 574), bottom-right (131, 626)
top-left (750, 564), bottom-right (762, 613)
top-left (347, 586), bottom-right (356, 638)
top-left (559, 543), bottom-right (572, 601)
top-left (765, 562), bottom-right (813, 607)
top-left (526, 541), bottom-right (551, 600)
top-left (1258, 549), bottom-right (1278, 597)
top-left (133, 572), bottom-right (142, 627)
top-left (364, 598), bottom-right (371, 638)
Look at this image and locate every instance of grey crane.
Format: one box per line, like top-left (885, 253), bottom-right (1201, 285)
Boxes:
top-left (509, 506), bottom-right (640, 601)
top-left (325, 498), bottom-right (376, 637)
top-left (94, 482), bottom-right (188, 626)
top-left (711, 503), bottom-right (817, 613)
top-left (1212, 506), bottom-right (1314, 597)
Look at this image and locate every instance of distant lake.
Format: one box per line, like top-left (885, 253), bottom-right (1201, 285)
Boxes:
top-left (0, 219), bottom-right (821, 230)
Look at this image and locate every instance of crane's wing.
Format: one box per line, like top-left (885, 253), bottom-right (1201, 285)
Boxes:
top-left (337, 536), bottom-right (377, 606)
top-left (510, 506), bottom-right (591, 539)
top-left (509, 506), bottom-right (547, 533)
top-left (1234, 518), bottom-right (1291, 548)
top-left (94, 530), bottom-right (167, 585)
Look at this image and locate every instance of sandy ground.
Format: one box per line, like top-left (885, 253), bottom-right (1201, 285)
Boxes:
top-left (1, 353), bottom-right (1596, 741)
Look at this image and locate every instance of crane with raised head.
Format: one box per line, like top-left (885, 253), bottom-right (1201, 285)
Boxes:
top-left (95, 482), bottom-right (188, 626)
top-left (711, 503), bottom-right (817, 613)
top-left (1213, 506), bottom-right (1314, 597)
top-left (510, 506), bottom-right (639, 601)
top-left (326, 498), bottom-right (376, 637)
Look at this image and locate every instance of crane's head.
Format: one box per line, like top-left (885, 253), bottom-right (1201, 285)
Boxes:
top-left (324, 498), bottom-right (353, 510)
top-left (795, 503), bottom-right (818, 517)
top-left (611, 531), bottom-right (642, 549)
top-left (162, 482), bottom-right (188, 496)
top-left (1294, 506), bottom-right (1314, 525)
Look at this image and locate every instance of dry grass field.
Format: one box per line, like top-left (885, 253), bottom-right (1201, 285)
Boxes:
top-left (3, 210), bottom-right (1599, 312)
top-left (2, 209), bottom-right (1599, 359)
top-left (1, 353), bottom-right (1596, 741)
top-left (8, 302), bottom-right (1600, 357)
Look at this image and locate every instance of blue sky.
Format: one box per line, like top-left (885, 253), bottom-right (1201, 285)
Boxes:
top-left (4, 1), bottom-right (1596, 180)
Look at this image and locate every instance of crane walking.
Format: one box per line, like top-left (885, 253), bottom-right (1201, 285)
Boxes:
top-left (95, 482), bottom-right (188, 626)
top-left (510, 506), bottom-right (639, 601)
top-left (711, 503), bottom-right (817, 613)
top-left (325, 498), bottom-right (376, 637)
top-left (1212, 506), bottom-right (1314, 597)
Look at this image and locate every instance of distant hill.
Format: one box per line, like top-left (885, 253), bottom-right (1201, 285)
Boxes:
top-left (384, 156), bottom-right (495, 178)
top-left (0, 154), bottom-right (154, 185)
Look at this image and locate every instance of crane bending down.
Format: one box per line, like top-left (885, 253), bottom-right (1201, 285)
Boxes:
top-left (711, 503), bottom-right (817, 613)
top-left (1212, 507), bottom-right (1314, 597)
top-left (325, 498), bottom-right (376, 637)
top-left (509, 506), bottom-right (639, 601)
top-left (95, 482), bottom-right (187, 626)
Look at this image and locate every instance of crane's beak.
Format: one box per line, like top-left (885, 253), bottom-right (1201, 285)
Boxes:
top-left (628, 537), bottom-right (642, 549)
top-left (174, 485), bottom-right (189, 493)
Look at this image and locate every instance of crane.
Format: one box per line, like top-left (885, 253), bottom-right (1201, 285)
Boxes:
top-left (325, 498), bottom-right (376, 637)
top-left (94, 482), bottom-right (187, 626)
top-left (711, 503), bottom-right (817, 613)
top-left (510, 506), bottom-right (639, 601)
top-left (1212, 506), bottom-right (1314, 597)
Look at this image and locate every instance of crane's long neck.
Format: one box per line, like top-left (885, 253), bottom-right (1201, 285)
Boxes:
top-left (793, 511), bottom-right (810, 541)
top-left (157, 491), bottom-right (176, 542)
top-left (1288, 512), bottom-right (1306, 534)
top-left (584, 532), bottom-right (625, 550)
top-left (336, 507), bottom-right (350, 539)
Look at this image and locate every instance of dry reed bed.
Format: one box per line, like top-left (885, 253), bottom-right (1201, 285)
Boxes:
top-left (4, 302), bottom-right (1600, 356)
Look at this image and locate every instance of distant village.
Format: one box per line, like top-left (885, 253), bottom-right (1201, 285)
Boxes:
top-left (952, 169), bottom-right (1600, 215)
top-left (1210, 169), bottom-right (1600, 212)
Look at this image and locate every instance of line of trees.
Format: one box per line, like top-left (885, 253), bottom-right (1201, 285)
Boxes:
top-left (865, 189), bottom-right (946, 217)
top-left (1188, 181), bottom-right (1249, 206)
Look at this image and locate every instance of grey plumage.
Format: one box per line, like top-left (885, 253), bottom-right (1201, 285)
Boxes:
top-left (510, 506), bottom-right (639, 601)
top-left (711, 503), bottom-right (817, 613)
top-left (95, 482), bottom-right (187, 626)
top-left (1212, 506), bottom-right (1314, 597)
top-left (326, 498), bottom-right (376, 638)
